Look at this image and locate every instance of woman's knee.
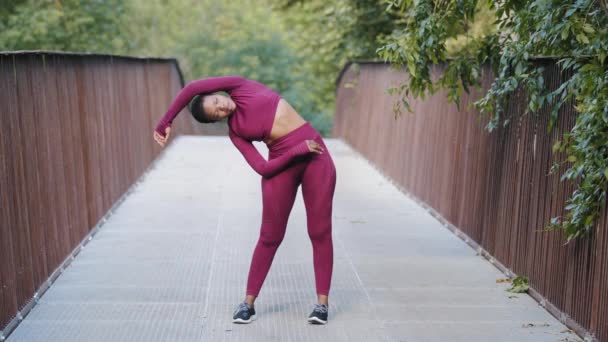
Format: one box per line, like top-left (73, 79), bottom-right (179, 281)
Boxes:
top-left (308, 222), bottom-right (332, 241)
top-left (259, 228), bottom-right (285, 247)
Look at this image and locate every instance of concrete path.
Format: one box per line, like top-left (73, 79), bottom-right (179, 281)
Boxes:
top-left (6, 136), bottom-right (582, 342)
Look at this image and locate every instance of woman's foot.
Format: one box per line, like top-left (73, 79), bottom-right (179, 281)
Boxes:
top-left (232, 301), bottom-right (256, 324)
top-left (307, 303), bottom-right (328, 324)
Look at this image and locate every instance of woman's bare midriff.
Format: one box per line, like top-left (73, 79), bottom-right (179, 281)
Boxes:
top-left (263, 98), bottom-right (307, 145)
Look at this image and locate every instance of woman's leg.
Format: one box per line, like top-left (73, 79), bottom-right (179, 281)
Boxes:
top-left (300, 137), bottom-right (337, 304)
top-left (244, 164), bottom-right (303, 305)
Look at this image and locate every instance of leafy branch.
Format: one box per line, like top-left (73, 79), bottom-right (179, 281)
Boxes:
top-left (377, 0), bottom-right (608, 243)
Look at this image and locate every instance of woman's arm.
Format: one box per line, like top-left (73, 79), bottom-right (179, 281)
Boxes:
top-left (228, 127), bottom-right (311, 178)
top-left (155, 76), bottom-right (246, 137)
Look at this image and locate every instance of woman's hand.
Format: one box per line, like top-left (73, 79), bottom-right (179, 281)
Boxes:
top-left (305, 140), bottom-right (324, 154)
top-left (153, 127), bottom-right (171, 147)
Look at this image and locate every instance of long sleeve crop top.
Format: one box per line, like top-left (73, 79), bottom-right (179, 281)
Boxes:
top-left (154, 76), bottom-right (311, 178)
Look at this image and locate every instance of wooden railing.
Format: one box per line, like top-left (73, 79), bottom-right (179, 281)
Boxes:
top-left (0, 51), bottom-right (214, 336)
top-left (334, 60), bottom-right (607, 342)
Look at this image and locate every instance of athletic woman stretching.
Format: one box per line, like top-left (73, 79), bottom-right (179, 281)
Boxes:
top-left (153, 76), bottom-right (337, 325)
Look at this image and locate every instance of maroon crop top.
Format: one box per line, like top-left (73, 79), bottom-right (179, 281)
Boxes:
top-left (154, 76), bottom-right (310, 178)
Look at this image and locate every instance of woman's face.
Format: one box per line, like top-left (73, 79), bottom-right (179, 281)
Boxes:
top-left (202, 94), bottom-right (236, 121)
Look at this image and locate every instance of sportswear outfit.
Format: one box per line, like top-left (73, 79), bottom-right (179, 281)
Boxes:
top-left (155, 76), bottom-right (337, 299)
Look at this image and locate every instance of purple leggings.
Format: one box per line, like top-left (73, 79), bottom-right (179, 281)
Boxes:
top-left (246, 122), bottom-right (337, 297)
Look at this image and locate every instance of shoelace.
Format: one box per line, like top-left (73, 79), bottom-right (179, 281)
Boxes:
top-left (313, 304), bottom-right (328, 313)
top-left (235, 302), bottom-right (250, 315)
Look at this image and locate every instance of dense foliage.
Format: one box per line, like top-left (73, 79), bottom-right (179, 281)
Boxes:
top-left (0, 0), bottom-right (130, 52)
top-left (377, 0), bottom-right (608, 243)
top-left (270, 0), bottom-right (400, 113)
top-left (176, 2), bottom-right (327, 131)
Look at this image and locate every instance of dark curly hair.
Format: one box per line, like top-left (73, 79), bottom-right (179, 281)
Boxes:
top-left (188, 94), bottom-right (217, 123)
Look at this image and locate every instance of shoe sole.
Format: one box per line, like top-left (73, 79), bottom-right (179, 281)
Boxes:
top-left (307, 317), bottom-right (327, 324)
top-left (233, 314), bottom-right (256, 324)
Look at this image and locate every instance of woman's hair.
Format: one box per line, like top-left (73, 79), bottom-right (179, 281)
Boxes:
top-left (188, 94), bottom-right (216, 123)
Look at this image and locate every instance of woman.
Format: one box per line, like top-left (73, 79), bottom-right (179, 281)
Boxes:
top-left (153, 76), bottom-right (337, 325)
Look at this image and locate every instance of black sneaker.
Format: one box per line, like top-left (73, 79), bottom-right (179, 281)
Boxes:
top-left (232, 301), bottom-right (256, 323)
top-left (307, 303), bottom-right (328, 324)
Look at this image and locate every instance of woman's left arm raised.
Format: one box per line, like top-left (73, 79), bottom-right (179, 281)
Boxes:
top-left (154, 76), bottom-right (246, 137)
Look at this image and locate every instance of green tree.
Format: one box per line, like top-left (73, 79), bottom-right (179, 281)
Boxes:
top-left (176, 0), bottom-right (332, 133)
top-left (0, 0), bottom-right (130, 53)
top-left (270, 0), bottom-right (400, 121)
top-left (0, 0), bottom-right (27, 18)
